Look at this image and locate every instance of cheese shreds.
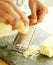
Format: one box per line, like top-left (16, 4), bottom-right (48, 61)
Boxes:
top-left (23, 45), bottom-right (39, 58)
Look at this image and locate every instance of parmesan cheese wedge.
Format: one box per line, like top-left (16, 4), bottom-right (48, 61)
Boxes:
top-left (16, 20), bottom-right (29, 34)
top-left (40, 36), bottom-right (53, 57)
top-left (0, 20), bottom-right (29, 36)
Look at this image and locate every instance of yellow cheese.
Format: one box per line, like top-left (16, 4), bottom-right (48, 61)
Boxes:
top-left (16, 20), bottom-right (29, 34)
top-left (40, 36), bottom-right (53, 57)
top-left (0, 20), bottom-right (29, 37)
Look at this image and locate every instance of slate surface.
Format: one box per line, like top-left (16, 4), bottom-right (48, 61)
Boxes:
top-left (0, 28), bottom-right (53, 65)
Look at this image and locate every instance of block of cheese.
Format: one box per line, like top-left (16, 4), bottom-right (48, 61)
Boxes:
top-left (0, 20), bottom-right (29, 37)
top-left (40, 36), bottom-right (53, 57)
top-left (16, 20), bottom-right (29, 34)
top-left (23, 45), bottom-right (39, 58)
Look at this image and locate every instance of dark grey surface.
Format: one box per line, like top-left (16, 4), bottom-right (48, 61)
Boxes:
top-left (0, 28), bottom-right (53, 65)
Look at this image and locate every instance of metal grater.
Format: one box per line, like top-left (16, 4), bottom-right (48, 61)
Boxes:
top-left (13, 26), bottom-right (36, 49)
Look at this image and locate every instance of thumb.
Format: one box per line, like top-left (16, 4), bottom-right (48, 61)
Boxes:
top-left (28, 15), bottom-right (37, 26)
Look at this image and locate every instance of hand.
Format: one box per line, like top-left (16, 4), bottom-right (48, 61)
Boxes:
top-left (0, 0), bottom-right (29, 30)
top-left (28, 0), bottom-right (48, 26)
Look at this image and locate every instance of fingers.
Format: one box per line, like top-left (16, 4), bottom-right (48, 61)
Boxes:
top-left (0, 17), bottom-right (5, 23)
top-left (0, 9), bottom-right (9, 23)
top-left (0, 1), bottom-right (21, 19)
top-left (0, 6), bottom-right (16, 25)
top-left (28, 15), bottom-right (37, 26)
top-left (29, 0), bottom-right (48, 25)
top-left (36, 0), bottom-right (48, 23)
top-left (5, 0), bottom-right (29, 27)
top-left (0, 0), bottom-right (10, 1)
top-left (0, 1), bottom-right (21, 29)
top-left (0, 1), bottom-right (29, 31)
top-left (29, 0), bottom-right (37, 26)
top-left (37, 7), bottom-right (48, 23)
top-left (0, 9), bottom-right (15, 25)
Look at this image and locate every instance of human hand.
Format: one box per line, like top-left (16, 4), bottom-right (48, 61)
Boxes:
top-left (28, 0), bottom-right (48, 26)
top-left (0, 0), bottom-right (29, 30)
